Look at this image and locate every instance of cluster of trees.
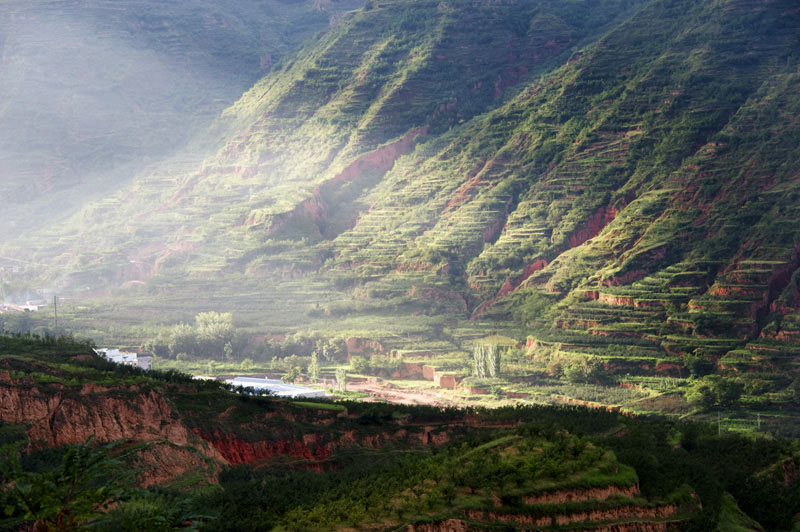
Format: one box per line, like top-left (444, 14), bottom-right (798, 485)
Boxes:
top-left (255, 332), bottom-right (347, 362)
top-left (350, 355), bottom-right (403, 377)
top-left (685, 375), bottom-right (744, 410)
top-left (472, 344), bottom-right (501, 378)
top-left (0, 332), bottom-right (95, 355)
top-left (0, 313), bottom-right (34, 335)
top-left (533, 343), bottom-right (606, 384)
top-left (143, 312), bottom-right (244, 361)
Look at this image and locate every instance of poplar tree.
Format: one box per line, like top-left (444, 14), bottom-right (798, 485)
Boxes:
top-left (487, 344), bottom-right (501, 378)
top-left (310, 350), bottom-right (320, 381)
top-left (473, 344), bottom-right (487, 378)
top-left (474, 343), bottom-right (502, 379)
top-left (336, 368), bottom-right (347, 393)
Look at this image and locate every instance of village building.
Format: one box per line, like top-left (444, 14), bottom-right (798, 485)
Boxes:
top-left (93, 348), bottom-right (152, 371)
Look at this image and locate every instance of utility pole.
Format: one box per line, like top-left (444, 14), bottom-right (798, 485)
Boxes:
top-left (757, 412), bottom-right (761, 431)
top-left (717, 411), bottom-right (721, 436)
top-left (53, 295), bottom-right (58, 336)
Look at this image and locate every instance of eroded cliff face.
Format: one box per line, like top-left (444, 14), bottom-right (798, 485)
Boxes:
top-left (406, 519), bottom-right (469, 532)
top-left (0, 362), bottom-right (456, 485)
top-left (0, 369), bottom-right (226, 485)
top-left (522, 484), bottom-right (640, 505)
top-left (1, 377), bottom-right (193, 449)
top-left (407, 511), bottom-right (679, 532)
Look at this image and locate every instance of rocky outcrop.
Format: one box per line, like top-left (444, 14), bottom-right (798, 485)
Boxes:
top-left (567, 207), bottom-right (618, 249)
top-left (0, 372), bottom-right (226, 485)
top-left (194, 429), bottom-right (330, 471)
top-left (0, 375), bottom-right (209, 453)
top-left (329, 126), bottom-right (429, 187)
top-left (345, 337), bottom-right (385, 358)
top-left (523, 484), bottom-right (640, 505)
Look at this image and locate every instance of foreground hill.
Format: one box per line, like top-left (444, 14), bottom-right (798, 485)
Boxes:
top-left (1, 341), bottom-right (799, 530)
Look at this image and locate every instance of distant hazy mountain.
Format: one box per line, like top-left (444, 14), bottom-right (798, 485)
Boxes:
top-left (0, 0), bottom-right (363, 240)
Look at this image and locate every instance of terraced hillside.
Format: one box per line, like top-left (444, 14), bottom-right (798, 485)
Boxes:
top-left (3, 0), bottom-right (800, 411)
top-left (321, 0), bottom-right (800, 387)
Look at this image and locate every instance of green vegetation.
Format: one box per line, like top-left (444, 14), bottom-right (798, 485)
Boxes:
top-left (472, 343), bottom-right (501, 379)
top-left (144, 312), bottom-right (241, 360)
top-left (1, 341), bottom-right (799, 531)
top-left (0, 437), bottom-right (213, 532)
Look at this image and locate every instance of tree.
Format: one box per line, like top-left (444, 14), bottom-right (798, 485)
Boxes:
top-left (685, 375), bottom-right (744, 410)
top-left (282, 366), bottom-right (302, 383)
top-left (0, 437), bottom-right (136, 531)
top-left (336, 368), bottom-right (347, 393)
top-left (487, 344), bottom-right (501, 378)
top-left (195, 312), bottom-right (235, 359)
top-left (563, 357), bottom-right (603, 383)
top-left (167, 323), bottom-right (197, 359)
top-left (350, 355), bottom-right (370, 374)
top-left (309, 350), bottom-right (320, 381)
top-left (474, 344), bottom-right (501, 378)
top-left (224, 342), bottom-right (234, 362)
top-left (473, 344), bottom-right (487, 378)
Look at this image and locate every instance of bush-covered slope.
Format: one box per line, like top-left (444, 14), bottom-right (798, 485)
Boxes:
top-left (1, 343), bottom-right (799, 531)
top-left (299, 0), bottom-right (800, 381)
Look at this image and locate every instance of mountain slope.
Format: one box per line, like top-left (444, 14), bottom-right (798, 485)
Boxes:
top-left (4, 0), bottom-right (800, 390)
top-left (318, 0), bottom-right (800, 380)
top-left (13, 0), bottom-right (643, 286)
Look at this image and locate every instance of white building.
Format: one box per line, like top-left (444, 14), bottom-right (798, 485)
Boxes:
top-left (225, 377), bottom-right (327, 398)
top-left (94, 348), bottom-right (152, 370)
